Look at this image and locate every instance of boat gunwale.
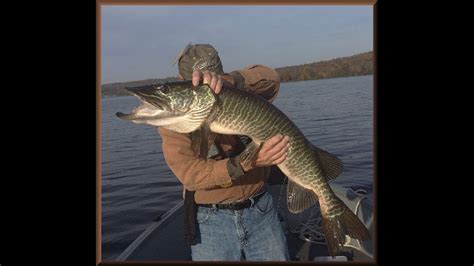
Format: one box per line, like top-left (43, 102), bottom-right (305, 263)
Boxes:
top-left (116, 200), bottom-right (184, 261)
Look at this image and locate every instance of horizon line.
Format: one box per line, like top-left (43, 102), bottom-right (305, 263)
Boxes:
top-left (102, 50), bottom-right (373, 86)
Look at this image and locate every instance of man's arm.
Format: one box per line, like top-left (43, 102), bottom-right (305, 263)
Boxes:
top-left (231, 64), bottom-right (281, 103)
top-left (190, 65), bottom-right (280, 103)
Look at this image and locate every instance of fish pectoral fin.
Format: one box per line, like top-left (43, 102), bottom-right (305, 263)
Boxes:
top-left (199, 124), bottom-right (211, 159)
top-left (190, 123), bottom-right (215, 160)
top-left (190, 96), bottom-right (222, 160)
top-left (190, 130), bottom-right (202, 156)
top-left (287, 180), bottom-right (319, 213)
top-left (313, 146), bottom-right (344, 181)
top-left (239, 141), bottom-right (262, 169)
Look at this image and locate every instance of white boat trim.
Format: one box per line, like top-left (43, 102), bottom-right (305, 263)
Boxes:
top-left (116, 200), bottom-right (184, 261)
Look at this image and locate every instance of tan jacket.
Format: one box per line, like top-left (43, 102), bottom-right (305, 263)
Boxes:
top-left (158, 65), bottom-right (280, 204)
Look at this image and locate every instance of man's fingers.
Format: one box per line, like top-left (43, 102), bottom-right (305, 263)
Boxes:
top-left (202, 70), bottom-right (211, 85)
top-left (215, 75), bottom-right (223, 94)
top-left (191, 71), bottom-right (222, 94)
top-left (271, 152), bottom-right (288, 165)
top-left (268, 136), bottom-right (289, 154)
top-left (253, 135), bottom-right (290, 167)
top-left (192, 71), bottom-right (201, 86)
top-left (261, 134), bottom-right (283, 152)
top-left (210, 72), bottom-right (218, 92)
top-left (268, 143), bottom-right (290, 163)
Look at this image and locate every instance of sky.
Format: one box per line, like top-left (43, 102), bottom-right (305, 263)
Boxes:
top-left (101, 5), bottom-right (373, 84)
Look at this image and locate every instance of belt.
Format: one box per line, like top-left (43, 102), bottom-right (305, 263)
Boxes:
top-left (197, 191), bottom-right (266, 210)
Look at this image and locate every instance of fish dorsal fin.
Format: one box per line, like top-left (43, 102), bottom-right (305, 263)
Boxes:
top-left (287, 180), bottom-right (319, 214)
top-left (313, 146), bottom-right (344, 181)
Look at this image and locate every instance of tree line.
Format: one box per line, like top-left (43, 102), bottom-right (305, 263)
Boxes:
top-left (101, 51), bottom-right (373, 97)
top-left (275, 51), bottom-right (373, 83)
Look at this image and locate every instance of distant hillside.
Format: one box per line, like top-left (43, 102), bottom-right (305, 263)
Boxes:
top-left (276, 51), bottom-right (373, 82)
top-left (101, 51), bottom-right (373, 97)
top-left (101, 77), bottom-right (178, 97)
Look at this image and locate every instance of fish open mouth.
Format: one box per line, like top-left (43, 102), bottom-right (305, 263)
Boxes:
top-left (115, 82), bottom-right (197, 128)
top-left (115, 85), bottom-right (172, 121)
top-left (115, 111), bottom-right (163, 121)
top-left (115, 111), bottom-right (181, 121)
top-left (115, 102), bottom-right (180, 121)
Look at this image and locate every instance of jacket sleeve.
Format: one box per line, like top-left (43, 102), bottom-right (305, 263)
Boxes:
top-left (158, 127), bottom-right (234, 191)
top-left (234, 64), bottom-right (281, 103)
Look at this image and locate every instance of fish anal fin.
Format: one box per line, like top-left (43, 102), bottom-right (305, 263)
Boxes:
top-left (313, 146), bottom-right (344, 181)
top-left (287, 180), bottom-right (318, 213)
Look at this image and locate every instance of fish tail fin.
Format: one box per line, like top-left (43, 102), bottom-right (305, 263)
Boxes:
top-left (321, 202), bottom-right (371, 257)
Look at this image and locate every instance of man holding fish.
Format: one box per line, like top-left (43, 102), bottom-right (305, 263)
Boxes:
top-left (117, 43), bottom-right (370, 261)
top-left (159, 43), bottom-right (290, 261)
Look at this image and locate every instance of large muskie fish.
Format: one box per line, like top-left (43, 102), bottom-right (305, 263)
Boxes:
top-left (116, 81), bottom-right (370, 255)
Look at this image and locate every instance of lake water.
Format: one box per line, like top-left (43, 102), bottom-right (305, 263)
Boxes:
top-left (101, 75), bottom-right (374, 260)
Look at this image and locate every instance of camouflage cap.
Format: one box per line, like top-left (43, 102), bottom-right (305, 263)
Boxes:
top-left (174, 43), bottom-right (224, 80)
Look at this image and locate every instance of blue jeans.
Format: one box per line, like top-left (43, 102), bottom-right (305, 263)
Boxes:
top-left (191, 191), bottom-right (290, 261)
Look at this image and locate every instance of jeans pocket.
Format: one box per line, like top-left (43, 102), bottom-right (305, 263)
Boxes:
top-left (197, 207), bottom-right (215, 224)
top-left (254, 193), bottom-right (274, 215)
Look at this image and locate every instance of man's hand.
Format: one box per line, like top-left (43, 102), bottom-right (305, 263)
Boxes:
top-left (192, 70), bottom-right (223, 94)
top-left (240, 134), bottom-right (290, 172)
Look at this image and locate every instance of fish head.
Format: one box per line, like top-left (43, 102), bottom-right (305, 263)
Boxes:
top-left (116, 81), bottom-right (216, 133)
